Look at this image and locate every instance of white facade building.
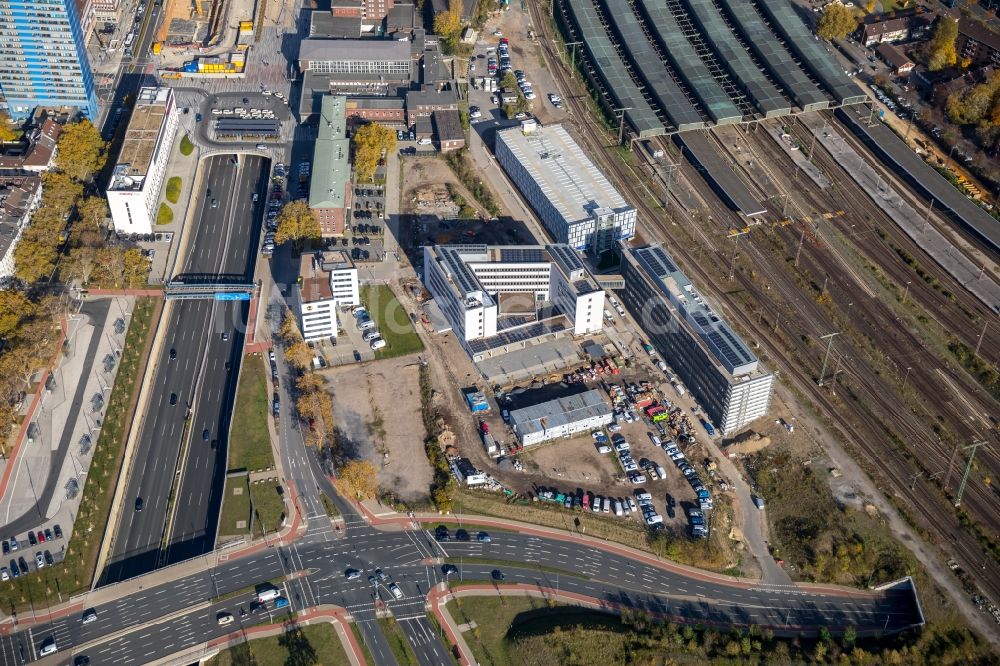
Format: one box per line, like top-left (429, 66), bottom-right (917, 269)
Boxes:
top-left (296, 251), bottom-right (360, 341)
top-left (619, 245), bottom-right (774, 434)
top-left (495, 121), bottom-right (636, 254)
top-left (0, 175), bottom-right (42, 280)
top-left (509, 389), bottom-right (614, 446)
top-left (107, 87), bottom-right (179, 235)
top-left (422, 244), bottom-right (605, 352)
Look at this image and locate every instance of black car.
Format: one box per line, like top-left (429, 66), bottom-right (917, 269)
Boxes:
top-left (44, 528), bottom-right (52, 541)
top-left (1, 541), bottom-right (7, 556)
top-left (455, 529), bottom-right (470, 542)
top-left (169, 393), bottom-right (177, 406)
top-left (135, 497), bottom-right (143, 512)
top-left (442, 564), bottom-right (458, 576)
top-left (434, 526), bottom-right (450, 541)
top-left (74, 656), bottom-right (90, 666)
top-left (27, 532), bottom-right (36, 546)
top-left (44, 550), bottom-right (53, 566)
top-left (491, 569), bottom-right (505, 581)
top-left (53, 524), bottom-right (62, 539)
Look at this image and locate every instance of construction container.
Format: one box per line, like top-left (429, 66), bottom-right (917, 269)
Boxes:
top-left (239, 20), bottom-right (254, 33)
top-left (183, 61), bottom-right (198, 72)
top-left (151, 42), bottom-right (162, 55)
top-left (465, 392), bottom-right (489, 413)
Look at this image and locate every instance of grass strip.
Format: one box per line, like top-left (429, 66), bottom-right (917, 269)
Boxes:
top-left (377, 617), bottom-right (420, 666)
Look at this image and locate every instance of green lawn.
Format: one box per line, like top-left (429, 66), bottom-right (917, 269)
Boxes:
top-left (377, 618), bottom-right (420, 666)
top-left (229, 355), bottom-right (274, 472)
top-left (360, 285), bottom-right (423, 359)
top-left (165, 176), bottom-right (182, 204)
top-left (179, 134), bottom-right (194, 156)
top-left (156, 202), bottom-right (173, 225)
top-left (218, 478), bottom-right (287, 539)
top-left (206, 622), bottom-right (351, 666)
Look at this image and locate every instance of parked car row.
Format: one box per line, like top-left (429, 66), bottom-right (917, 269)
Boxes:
top-left (2, 549), bottom-right (56, 581)
top-left (2, 525), bottom-right (62, 557)
top-left (352, 306), bottom-right (386, 350)
top-left (659, 437), bottom-right (714, 514)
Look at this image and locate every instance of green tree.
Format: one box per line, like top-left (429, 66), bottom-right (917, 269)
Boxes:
top-left (0, 291), bottom-right (34, 339)
top-left (123, 248), bottom-right (151, 287)
top-left (0, 112), bottom-right (20, 143)
top-left (926, 17), bottom-right (958, 71)
top-left (339, 460), bottom-right (379, 500)
top-left (78, 196), bottom-right (108, 231)
top-left (816, 3), bottom-right (858, 41)
top-left (433, 2), bottom-right (463, 53)
top-left (352, 122), bottom-right (396, 182)
top-left (274, 200), bottom-right (321, 250)
top-left (55, 120), bottom-right (106, 182)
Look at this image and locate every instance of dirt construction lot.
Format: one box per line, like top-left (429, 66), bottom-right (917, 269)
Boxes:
top-left (323, 354), bottom-right (432, 502)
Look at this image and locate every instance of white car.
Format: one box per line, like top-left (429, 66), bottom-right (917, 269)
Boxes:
top-left (217, 612), bottom-right (234, 626)
top-left (389, 583), bottom-right (404, 599)
top-left (524, 91), bottom-right (536, 100)
top-left (469, 109), bottom-right (482, 119)
top-left (417, 137), bottom-right (432, 145)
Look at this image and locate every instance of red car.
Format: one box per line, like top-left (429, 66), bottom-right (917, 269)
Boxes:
top-left (499, 37), bottom-right (509, 45)
top-left (36, 531), bottom-right (45, 543)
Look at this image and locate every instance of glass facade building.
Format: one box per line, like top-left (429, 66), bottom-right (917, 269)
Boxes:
top-left (0, 0), bottom-right (98, 120)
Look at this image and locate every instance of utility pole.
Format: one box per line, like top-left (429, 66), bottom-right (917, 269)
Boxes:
top-left (901, 365), bottom-right (912, 392)
top-left (727, 228), bottom-right (750, 281)
top-left (817, 332), bottom-right (841, 386)
top-left (909, 471), bottom-right (922, 490)
top-left (659, 161), bottom-right (678, 207)
top-left (794, 226), bottom-right (806, 267)
top-left (564, 41), bottom-right (582, 79)
top-left (974, 321), bottom-right (989, 357)
top-left (954, 440), bottom-right (988, 508)
top-left (614, 107), bottom-right (632, 146)
top-left (922, 198), bottom-right (935, 232)
top-left (902, 280), bottom-right (912, 304)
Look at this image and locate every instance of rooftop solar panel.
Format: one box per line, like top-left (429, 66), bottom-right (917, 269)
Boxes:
top-left (500, 248), bottom-right (549, 263)
top-left (597, 0), bottom-right (708, 130)
top-left (633, 0), bottom-right (743, 125)
top-left (467, 321), bottom-right (569, 354)
top-left (716, 0), bottom-right (829, 111)
top-left (751, 0), bottom-right (865, 105)
top-left (563, 0), bottom-right (667, 136)
top-left (680, 0), bottom-right (791, 117)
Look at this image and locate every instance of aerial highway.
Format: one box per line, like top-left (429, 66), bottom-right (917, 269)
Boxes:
top-left (99, 155), bottom-right (268, 584)
top-left (3, 492), bottom-right (922, 664)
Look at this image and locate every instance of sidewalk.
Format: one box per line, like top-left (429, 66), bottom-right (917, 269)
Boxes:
top-left (150, 129), bottom-right (202, 284)
top-left (0, 299), bottom-right (134, 549)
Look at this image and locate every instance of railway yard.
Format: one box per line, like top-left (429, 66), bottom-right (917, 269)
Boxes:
top-left (524, 0), bottom-right (1000, 638)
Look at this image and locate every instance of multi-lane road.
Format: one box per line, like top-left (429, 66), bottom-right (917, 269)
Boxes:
top-left (2, 490), bottom-right (922, 664)
top-left (100, 155), bottom-right (268, 584)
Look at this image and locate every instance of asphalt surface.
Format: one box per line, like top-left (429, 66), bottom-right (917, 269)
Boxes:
top-left (99, 155), bottom-right (268, 584)
top-left (1, 300), bottom-right (109, 539)
top-left (6, 507), bottom-right (922, 665)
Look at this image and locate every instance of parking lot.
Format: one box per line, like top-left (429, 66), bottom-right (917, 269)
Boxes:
top-left (2, 527), bottom-right (66, 581)
top-left (204, 91), bottom-right (294, 144)
top-left (349, 182), bottom-right (387, 263)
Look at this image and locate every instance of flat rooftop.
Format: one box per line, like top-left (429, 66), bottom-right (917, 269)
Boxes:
top-left (299, 38), bottom-right (410, 64)
top-left (509, 388), bottom-right (612, 439)
top-left (112, 88), bottom-right (172, 182)
top-left (497, 123), bottom-right (631, 226)
top-left (631, 245), bottom-right (761, 378)
top-left (319, 249), bottom-right (355, 272)
top-left (300, 253), bottom-right (334, 302)
top-left (429, 244), bottom-right (601, 302)
top-left (309, 95), bottom-right (350, 210)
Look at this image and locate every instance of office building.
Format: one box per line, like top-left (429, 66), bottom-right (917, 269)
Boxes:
top-left (318, 249), bottom-right (360, 307)
top-left (106, 88), bottom-right (179, 235)
top-left (495, 121), bottom-right (636, 254)
top-left (509, 389), bottom-right (613, 446)
top-left (0, 0), bottom-right (99, 120)
top-left (619, 245), bottom-right (773, 434)
top-left (296, 251), bottom-right (360, 341)
top-left (308, 96), bottom-right (351, 236)
top-left (423, 244), bottom-right (605, 353)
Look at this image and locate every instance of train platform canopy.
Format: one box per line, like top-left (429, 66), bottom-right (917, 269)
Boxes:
top-left (752, 0), bottom-right (866, 106)
top-left (674, 131), bottom-right (766, 217)
top-left (837, 105), bottom-right (1000, 257)
top-left (632, 0), bottom-right (742, 125)
top-left (681, 0), bottom-right (791, 118)
top-left (564, 0), bottom-right (667, 136)
top-left (718, 0), bottom-right (830, 112)
top-left (600, 0), bottom-right (706, 131)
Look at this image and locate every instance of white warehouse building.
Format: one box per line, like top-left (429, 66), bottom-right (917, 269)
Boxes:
top-left (295, 250), bottom-right (359, 341)
top-left (422, 244), bottom-right (605, 354)
top-left (509, 389), bottom-right (613, 446)
top-left (495, 121), bottom-right (636, 255)
top-left (106, 87), bottom-right (179, 235)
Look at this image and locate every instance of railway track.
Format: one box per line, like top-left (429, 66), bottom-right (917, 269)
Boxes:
top-left (531, 3), bottom-right (1000, 634)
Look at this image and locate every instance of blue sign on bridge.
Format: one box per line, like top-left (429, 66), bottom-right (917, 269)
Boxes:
top-left (215, 292), bottom-right (251, 301)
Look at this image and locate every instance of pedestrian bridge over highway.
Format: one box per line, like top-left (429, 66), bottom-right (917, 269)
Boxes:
top-left (165, 274), bottom-right (256, 300)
